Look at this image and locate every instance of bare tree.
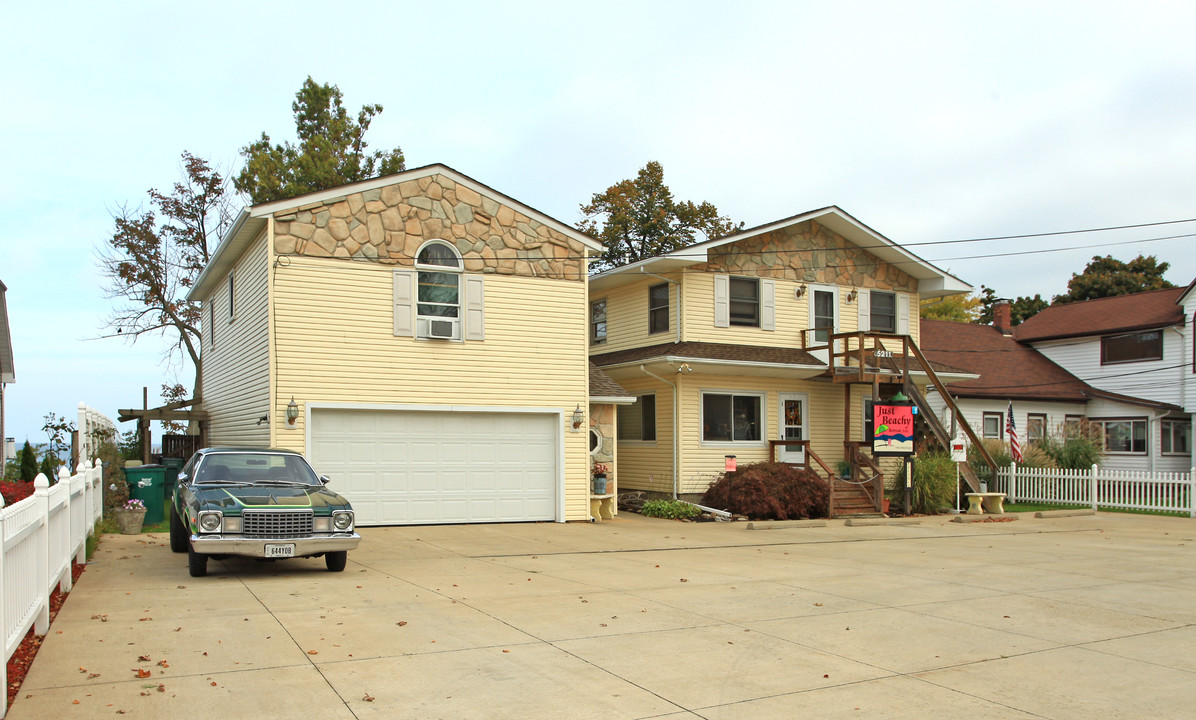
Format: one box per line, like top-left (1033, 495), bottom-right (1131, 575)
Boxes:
top-left (99, 151), bottom-right (235, 405)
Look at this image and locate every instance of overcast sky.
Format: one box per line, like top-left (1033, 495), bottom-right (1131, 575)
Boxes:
top-left (3, 1), bottom-right (1195, 450)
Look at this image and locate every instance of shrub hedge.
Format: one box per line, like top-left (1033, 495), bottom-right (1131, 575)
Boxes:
top-left (701, 461), bottom-right (830, 520)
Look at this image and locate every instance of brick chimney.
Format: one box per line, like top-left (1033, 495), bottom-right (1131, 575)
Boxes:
top-left (993, 300), bottom-right (1012, 336)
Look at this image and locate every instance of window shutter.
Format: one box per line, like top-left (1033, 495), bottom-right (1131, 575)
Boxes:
top-left (897, 293), bottom-right (910, 335)
top-left (714, 274), bottom-right (729, 327)
top-left (464, 275), bottom-right (485, 341)
top-left (393, 269), bottom-right (414, 337)
top-left (761, 278), bottom-right (776, 331)
top-left (856, 290), bottom-right (870, 332)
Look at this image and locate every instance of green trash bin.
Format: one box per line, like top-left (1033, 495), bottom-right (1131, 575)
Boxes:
top-left (125, 464), bottom-right (167, 525)
top-left (162, 457), bottom-right (184, 510)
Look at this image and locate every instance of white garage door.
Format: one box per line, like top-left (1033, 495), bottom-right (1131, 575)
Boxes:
top-left (308, 408), bottom-right (559, 526)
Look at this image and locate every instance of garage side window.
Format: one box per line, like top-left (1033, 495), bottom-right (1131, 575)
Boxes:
top-left (618, 394), bottom-right (656, 442)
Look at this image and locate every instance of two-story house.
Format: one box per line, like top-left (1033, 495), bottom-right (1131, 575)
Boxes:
top-left (588, 207), bottom-right (974, 508)
top-left (187, 164), bottom-right (626, 526)
top-left (1011, 288), bottom-right (1192, 471)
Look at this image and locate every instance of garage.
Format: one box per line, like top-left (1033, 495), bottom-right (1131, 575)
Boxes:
top-left (307, 407), bottom-right (560, 526)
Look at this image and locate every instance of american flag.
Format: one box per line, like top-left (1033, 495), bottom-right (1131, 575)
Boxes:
top-left (1007, 402), bottom-right (1022, 463)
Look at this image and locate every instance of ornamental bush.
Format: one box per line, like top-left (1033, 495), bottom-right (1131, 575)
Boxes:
top-left (700, 461), bottom-right (830, 520)
top-left (893, 451), bottom-right (958, 514)
top-left (0, 480), bottom-right (34, 506)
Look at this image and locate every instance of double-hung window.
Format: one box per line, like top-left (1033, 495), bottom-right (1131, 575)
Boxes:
top-left (416, 242), bottom-right (462, 339)
top-left (649, 284), bottom-right (669, 334)
top-left (729, 277), bottom-right (759, 327)
top-left (617, 394), bottom-right (656, 442)
top-left (982, 412), bottom-right (1003, 439)
top-left (1027, 414), bottom-right (1047, 442)
top-left (702, 392), bottom-right (762, 442)
top-left (870, 291), bottom-right (896, 333)
top-left (591, 299), bottom-right (607, 344)
top-left (1161, 420), bottom-right (1191, 455)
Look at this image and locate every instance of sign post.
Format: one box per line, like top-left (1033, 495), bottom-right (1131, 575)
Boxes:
top-left (950, 432), bottom-right (967, 514)
top-left (872, 402), bottom-right (916, 513)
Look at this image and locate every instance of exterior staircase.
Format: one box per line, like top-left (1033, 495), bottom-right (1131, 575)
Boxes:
top-left (791, 330), bottom-right (998, 517)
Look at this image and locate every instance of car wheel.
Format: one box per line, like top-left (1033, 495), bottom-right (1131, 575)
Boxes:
top-left (325, 551), bottom-right (347, 572)
top-left (169, 506), bottom-right (188, 553)
top-left (188, 546), bottom-right (208, 577)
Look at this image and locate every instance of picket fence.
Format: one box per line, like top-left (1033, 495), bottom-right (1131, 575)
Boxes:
top-left (993, 463), bottom-right (1196, 517)
top-left (1, 460), bottom-right (104, 719)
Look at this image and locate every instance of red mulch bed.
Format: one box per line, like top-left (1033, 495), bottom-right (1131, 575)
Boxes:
top-left (5, 559), bottom-right (86, 712)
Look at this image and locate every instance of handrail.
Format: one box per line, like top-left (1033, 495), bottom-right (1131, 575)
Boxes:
top-left (846, 441), bottom-right (885, 512)
top-left (903, 339), bottom-right (997, 484)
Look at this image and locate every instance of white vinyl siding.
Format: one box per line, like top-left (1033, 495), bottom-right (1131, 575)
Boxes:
top-left (201, 232), bottom-right (270, 447)
top-left (1033, 333), bottom-right (1185, 408)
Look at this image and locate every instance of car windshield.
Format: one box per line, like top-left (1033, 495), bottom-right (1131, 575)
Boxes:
top-left (194, 453), bottom-right (321, 486)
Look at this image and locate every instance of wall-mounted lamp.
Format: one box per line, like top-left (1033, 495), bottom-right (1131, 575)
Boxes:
top-left (795, 284), bottom-right (808, 299)
top-left (571, 404), bottom-right (584, 432)
top-left (846, 288), bottom-right (858, 303)
top-left (286, 396), bottom-right (299, 429)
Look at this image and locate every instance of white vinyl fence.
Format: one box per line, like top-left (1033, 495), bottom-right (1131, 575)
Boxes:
top-left (1, 460), bottom-right (103, 719)
top-left (993, 463), bottom-right (1196, 517)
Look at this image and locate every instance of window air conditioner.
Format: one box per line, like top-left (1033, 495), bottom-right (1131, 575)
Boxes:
top-left (427, 319), bottom-right (456, 339)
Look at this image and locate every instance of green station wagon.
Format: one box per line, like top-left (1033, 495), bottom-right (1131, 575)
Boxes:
top-left (170, 448), bottom-right (362, 577)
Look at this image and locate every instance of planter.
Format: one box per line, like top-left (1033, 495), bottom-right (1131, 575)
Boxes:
top-left (882, 498), bottom-right (891, 514)
top-left (592, 475), bottom-right (608, 495)
top-left (115, 509), bottom-right (147, 535)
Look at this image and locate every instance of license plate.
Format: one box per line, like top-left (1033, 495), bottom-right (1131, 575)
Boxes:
top-left (264, 543), bottom-right (295, 558)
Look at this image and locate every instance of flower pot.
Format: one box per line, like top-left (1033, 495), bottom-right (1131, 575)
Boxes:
top-left (882, 498), bottom-right (891, 514)
top-left (115, 509), bottom-right (147, 535)
top-left (592, 475), bottom-right (608, 495)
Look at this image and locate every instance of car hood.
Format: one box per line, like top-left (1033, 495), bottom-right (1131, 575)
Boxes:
top-left (190, 485), bottom-right (350, 512)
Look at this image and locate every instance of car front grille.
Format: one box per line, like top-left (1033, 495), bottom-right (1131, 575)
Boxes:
top-left (241, 510), bottom-right (314, 538)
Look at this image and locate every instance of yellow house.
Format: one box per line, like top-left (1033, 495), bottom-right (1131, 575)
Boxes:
top-left (589, 206), bottom-right (975, 514)
top-left (187, 164), bottom-right (624, 525)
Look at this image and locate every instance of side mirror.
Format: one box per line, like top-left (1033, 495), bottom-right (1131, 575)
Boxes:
top-left (177, 472), bottom-right (189, 484)
top-left (319, 475), bottom-right (331, 485)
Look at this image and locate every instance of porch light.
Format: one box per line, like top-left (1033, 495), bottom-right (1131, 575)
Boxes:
top-left (891, 391), bottom-right (908, 402)
top-left (286, 397), bottom-right (299, 426)
top-left (846, 288), bottom-right (858, 303)
top-left (795, 284), bottom-right (808, 298)
top-left (572, 404), bottom-right (584, 432)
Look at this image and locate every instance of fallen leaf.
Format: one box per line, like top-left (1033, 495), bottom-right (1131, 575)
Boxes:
top-left (307, 650), bottom-right (319, 655)
top-left (88, 673), bottom-right (101, 679)
top-left (157, 660), bottom-right (170, 668)
top-left (502, 649), bottom-right (510, 653)
top-left (73, 700), bottom-right (80, 704)
top-left (210, 682), bottom-right (218, 687)
top-left (157, 684), bottom-right (165, 693)
top-left (362, 693), bottom-right (375, 702)
top-left (138, 655), bottom-right (151, 662)
top-left (680, 578), bottom-right (688, 582)
top-left (396, 621), bottom-right (407, 626)
top-left (133, 669), bottom-right (152, 678)
top-left (139, 618), bottom-right (152, 622)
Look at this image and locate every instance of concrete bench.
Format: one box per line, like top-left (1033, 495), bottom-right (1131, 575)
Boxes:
top-left (965, 492), bottom-right (1007, 515)
top-left (590, 494), bottom-right (616, 521)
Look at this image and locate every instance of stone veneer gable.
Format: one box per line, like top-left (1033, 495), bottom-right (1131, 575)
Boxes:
top-left (699, 220), bottom-right (918, 293)
top-left (270, 174), bottom-right (588, 281)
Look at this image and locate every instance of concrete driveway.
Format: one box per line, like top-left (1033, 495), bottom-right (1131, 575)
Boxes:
top-left (8, 512), bottom-right (1196, 719)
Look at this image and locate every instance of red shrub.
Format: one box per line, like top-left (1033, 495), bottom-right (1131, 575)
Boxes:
top-left (700, 462), bottom-right (830, 520)
top-left (1, 481), bottom-right (34, 507)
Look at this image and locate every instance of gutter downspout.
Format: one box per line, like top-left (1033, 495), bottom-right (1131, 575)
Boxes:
top-left (639, 268), bottom-right (681, 344)
top-left (641, 365), bottom-right (679, 498)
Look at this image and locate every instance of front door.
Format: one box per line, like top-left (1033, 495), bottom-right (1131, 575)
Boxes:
top-left (777, 393), bottom-right (808, 464)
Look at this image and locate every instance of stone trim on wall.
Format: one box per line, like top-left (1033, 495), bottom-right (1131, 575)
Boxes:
top-left (700, 220), bottom-right (918, 293)
top-left (271, 174), bottom-right (588, 282)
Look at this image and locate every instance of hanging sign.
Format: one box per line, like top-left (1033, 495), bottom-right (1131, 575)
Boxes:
top-left (872, 403), bottom-right (915, 457)
top-left (950, 432), bottom-right (968, 462)
top-left (725, 455), bottom-right (737, 472)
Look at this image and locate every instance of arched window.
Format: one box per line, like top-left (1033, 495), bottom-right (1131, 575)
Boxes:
top-left (415, 241), bottom-right (462, 338)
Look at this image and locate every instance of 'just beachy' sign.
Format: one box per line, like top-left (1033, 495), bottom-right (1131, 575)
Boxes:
top-left (872, 403), bottom-right (914, 457)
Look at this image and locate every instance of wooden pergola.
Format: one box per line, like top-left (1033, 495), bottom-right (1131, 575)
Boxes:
top-left (117, 388), bottom-right (207, 464)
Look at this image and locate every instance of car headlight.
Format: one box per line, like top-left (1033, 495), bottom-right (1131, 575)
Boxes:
top-left (198, 511), bottom-right (223, 533)
top-left (332, 510), bottom-right (354, 532)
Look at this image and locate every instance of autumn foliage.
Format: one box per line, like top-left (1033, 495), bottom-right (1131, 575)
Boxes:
top-left (700, 462), bottom-right (830, 520)
top-left (0, 481), bottom-right (34, 507)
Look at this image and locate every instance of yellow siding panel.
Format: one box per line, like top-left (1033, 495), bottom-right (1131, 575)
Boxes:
top-left (270, 257), bottom-right (592, 520)
top-left (608, 374), bottom-right (675, 494)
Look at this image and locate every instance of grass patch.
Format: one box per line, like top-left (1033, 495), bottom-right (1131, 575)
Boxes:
top-left (1004, 501), bottom-right (1189, 518)
top-left (142, 519), bottom-right (169, 534)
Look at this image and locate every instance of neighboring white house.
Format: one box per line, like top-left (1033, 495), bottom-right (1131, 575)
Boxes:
top-left (923, 290), bottom-right (1192, 473)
